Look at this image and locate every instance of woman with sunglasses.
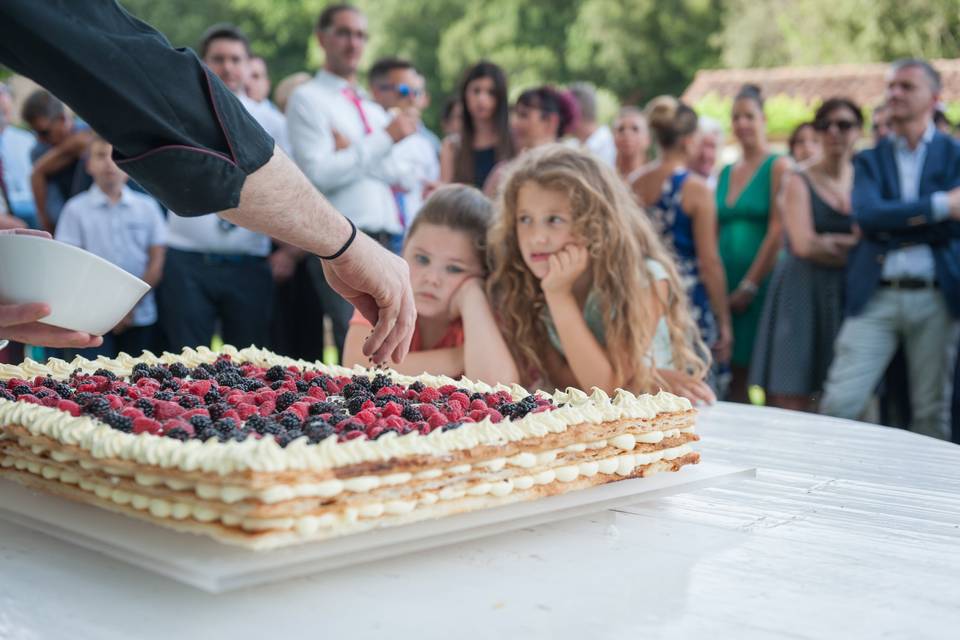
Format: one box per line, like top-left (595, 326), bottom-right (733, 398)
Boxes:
top-left (716, 84), bottom-right (790, 402)
top-left (749, 98), bottom-right (863, 412)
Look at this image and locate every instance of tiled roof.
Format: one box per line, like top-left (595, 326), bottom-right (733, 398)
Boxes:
top-left (682, 59), bottom-right (960, 106)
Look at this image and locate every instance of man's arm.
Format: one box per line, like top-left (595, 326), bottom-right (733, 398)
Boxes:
top-left (852, 151), bottom-right (956, 233)
top-left (287, 90), bottom-right (401, 193)
top-left (219, 146), bottom-right (415, 363)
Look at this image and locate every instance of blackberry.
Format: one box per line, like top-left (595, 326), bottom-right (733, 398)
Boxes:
top-left (55, 383), bottom-right (74, 399)
top-left (93, 368), bottom-right (118, 381)
top-left (165, 428), bottom-right (190, 441)
top-left (11, 384), bottom-right (31, 397)
top-left (103, 412), bottom-right (133, 432)
top-left (215, 372), bottom-right (243, 389)
top-left (130, 370), bottom-right (148, 383)
top-left (149, 366), bottom-right (171, 381)
top-left (350, 375), bottom-right (373, 390)
top-left (258, 421), bottom-right (284, 437)
top-left (153, 390), bottom-right (175, 401)
top-left (161, 378), bottom-right (180, 391)
top-left (197, 426), bottom-right (219, 441)
top-left (242, 378), bottom-right (264, 392)
top-left (470, 392), bottom-right (485, 402)
top-left (190, 415), bottom-right (214, 431)
top-left (134, 398), bottom-right (155, 417)
top-left (341, 382), bottom-right (371, 400)
top-left (309, 375), bottom-right (330, 388)
top-left (274, 433), bottom-right (293, 447)
top-left (198, 362), bottom-right (217, 374)
top-left (276, 412), bottom-right (302, 431)
top-left (244, 415), bottom-right (268, 433)
top-left (401, 405), bottom-right (423, 422)
top-left (327, 412), bottom-right (349, 426)
top-left (0, 389), bottom-right (15, 401)
top-left (520, 395), bottom-right (538, 408)
top-left (284, 428), bottom-right (305, 443)
top-left (265, 365), bottom-right (287, 382)
top-left (270, 381), bottom-right (285, 391)
top-left (275, 391), bottom-right (299, 413)
top-left (203, 389), bottom-right (222, 405)
top-left (374, 394), bottom-right (405, 408)
top-left (177, 394), bottom-right (202, 409)
top-left (34, 390), bottom-right (51, 400)
top-left (409, 381), bottom-right (425, 392)
top-left (114, 386), bottom-right (129, 398)
top-left (40, 377), bottom-right (58, 390)
top-left (213, 358), bottom-right (234, 373)
top-left (214, 418), bottom-right (238, 434)
top-left (295, 379), bottom-right (310, 393)
top-left (221, 429), bottom-right (248, 443)
top-left (370, 373), bottom-right (392, 393)
top-left (207, 402), bottom-right (228, 422)
top-left (83, 397), bottom-right (111, 416)
top-left (345, 395), bottom-right (367, 415)
top-left (308, 401), bottom-right (337, 416)
top-left (75, 392), bottom-right (96, 405)
top-left (190, 367), bottom-right (212, 380)
top-left (168, 363), bottom-right (190, 379)
top-left (442, 421), bottom-right (465, 432)
top-left (132, 362), bottom-right (150, 375)
top-left (304, 419), bottom-right (335, 443)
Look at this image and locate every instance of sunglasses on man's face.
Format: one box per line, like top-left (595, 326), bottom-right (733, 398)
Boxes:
top-left (814, 119), bottom-right (858, 133)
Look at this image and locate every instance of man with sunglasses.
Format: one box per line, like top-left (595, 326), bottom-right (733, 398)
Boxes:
top-left (20, 90), bottom-right (92, 233)
top-left (820, 59), bottom-right (960, 441)
top-left (0, 1), bottom-right (415, 366)
top-left (369, 56), bottom-right (440, 222)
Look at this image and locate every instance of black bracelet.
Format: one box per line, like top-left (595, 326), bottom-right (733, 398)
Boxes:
top-left (318, 218), bottom-right (357, 260)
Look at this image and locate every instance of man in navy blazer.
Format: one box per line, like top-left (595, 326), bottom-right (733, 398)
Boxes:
top-left (820, 59), bottom-right (960, 440)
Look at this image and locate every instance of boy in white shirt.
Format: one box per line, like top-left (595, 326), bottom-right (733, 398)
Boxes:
top-left (54, 135), bottom-right (166, 358)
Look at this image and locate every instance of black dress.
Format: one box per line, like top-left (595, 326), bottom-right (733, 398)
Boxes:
top-left (749, 175), bottom-right (853, 396)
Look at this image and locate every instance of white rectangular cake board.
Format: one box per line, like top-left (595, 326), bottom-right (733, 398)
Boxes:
top-left (0, 462), bottom-right (754, 593)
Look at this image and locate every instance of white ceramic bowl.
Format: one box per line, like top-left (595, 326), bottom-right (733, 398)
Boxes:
top-left (0, 234), bottom-right (150, 336)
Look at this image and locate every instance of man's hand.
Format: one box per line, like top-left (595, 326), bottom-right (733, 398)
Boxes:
top-left (0, 302), bottom-right (103, 348)
top-left (321, 231), bottom-right (415, 364)
top-left (948, 186), bottom-right (960, 220)
top-left (385, 108), bottom-right (419, 143)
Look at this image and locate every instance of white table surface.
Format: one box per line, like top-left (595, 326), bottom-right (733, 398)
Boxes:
top-left (2, 402), bottom-right (958, 640)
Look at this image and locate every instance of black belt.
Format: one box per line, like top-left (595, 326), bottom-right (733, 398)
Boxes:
top-left (879, 278), bottom-right (938, 290)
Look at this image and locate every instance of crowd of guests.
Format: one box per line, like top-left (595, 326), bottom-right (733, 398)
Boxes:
top-left (1, 3), bottom-right (958, 442)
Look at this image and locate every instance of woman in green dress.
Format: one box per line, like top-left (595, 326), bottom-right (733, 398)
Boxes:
top-left (715, 85), bottom-right (790, 402)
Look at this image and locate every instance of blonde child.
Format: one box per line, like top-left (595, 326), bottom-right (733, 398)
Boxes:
top-left (487, 144), bottom-right (714, 403)
top-left (343, 185), bottom-right (519, 385)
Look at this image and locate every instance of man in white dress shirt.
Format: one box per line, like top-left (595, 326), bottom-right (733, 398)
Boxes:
top-left (568, 82), bottom-right (616, 167)
top-left (159, 25), bottom-right (287, 352)
top-left (286, 4), bottom-right (419, 357)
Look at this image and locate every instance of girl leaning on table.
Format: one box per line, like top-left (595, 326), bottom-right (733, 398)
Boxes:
top-left (486, 144), bottom-right (715, 404)
top-left (343, 184), bottom-right (519, 385)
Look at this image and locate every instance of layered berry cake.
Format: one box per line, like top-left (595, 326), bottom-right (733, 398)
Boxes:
top-left (0, 346), bottom-right (699, 549)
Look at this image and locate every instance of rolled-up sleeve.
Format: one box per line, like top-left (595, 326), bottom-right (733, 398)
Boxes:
top-left (0, 0), bottom-right (274, 216)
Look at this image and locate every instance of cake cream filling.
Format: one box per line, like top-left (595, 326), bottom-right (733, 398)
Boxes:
top-left (6, 427), bottom-right (693, 503)
top-left (2, 443), bottom-right (693, 534)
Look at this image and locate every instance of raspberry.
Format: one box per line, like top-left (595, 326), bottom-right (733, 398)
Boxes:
top-left (355, 410), bottom-right (376, 426)
top-left (447, 398), bottom-right (466, 412)
top-left (419, 403), bottom-right (438, 418)
top-left (307, 386), bottom-right (327, 400)
top-left (288, 401), bottom-right (312, 420)
top-left (153, 400), bottom-right (184, 420)
top-left (427, 413), bottom-right (447, 429)
top-left (236, 403), bottom-right (258, 420)
top-left (487, 409), bottom-right (503, 423)
top-left (385, 415), bottom-right (406, 429)
top-left (56, 400), bottom-right (81, 417)
top-left (105, 395), bottom-right (124, 410)
top-left (367, 425), bottom-right (385, 440)
top-left (18, 394), bottom-right (40, 405)
top-left (343, 429), bottom-right (365, 441)
top-left (121, 407), bottom-right (145, 420)
top-left (418, 387), bottom-right (440, 404)
top-left (470, 399), bottom-right (488, 411)
top-left (381, 401), bottom-right (403, 418)
top-left (449, 392), bottom-right (470, 409)
top-left (258, 400), bottom-right (276, 417)
top-left (132, 417), bottom-right (162, 435)
top-left (255, 389), bottom-right (276, 405)
top-left (469, 410), bottom-right (488, 423)
top-left (438, 385), bottom-right (457, 395)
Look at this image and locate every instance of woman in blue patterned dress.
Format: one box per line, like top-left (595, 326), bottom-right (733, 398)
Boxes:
top-left (634, 97), bottom-right (732, 395)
